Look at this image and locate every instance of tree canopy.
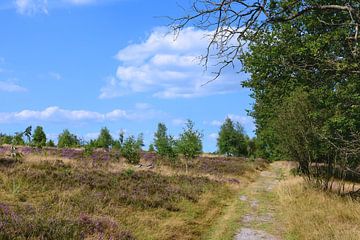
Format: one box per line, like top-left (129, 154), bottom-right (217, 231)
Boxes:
top-left (217, 118), bottom-right (247, 157)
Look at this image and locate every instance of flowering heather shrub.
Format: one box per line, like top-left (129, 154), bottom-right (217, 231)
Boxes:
top-left (0, 146), bottom-right (9, 156)
top-left (0, 202), bottom-right (135, 240)
top-left (162, 156), bottom-right (268, 177)
top-left (10, 161), bottom-right (218, 210)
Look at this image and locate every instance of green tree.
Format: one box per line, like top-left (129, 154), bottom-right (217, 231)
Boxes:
top-left (58, 129), bottom-right (80, 148)
top-left (96, 127), bottom-right (113, 149)
top-left (32, 126), bottom-right (47, 147)
top-left (154, 123), bottom-right (178, 161)
top-left (217, 118), bottom-right (247, 157)
top-left (148, 144), bottom-right (155, 152)
top-left (154, 123), bottom-right (169, 157)
top-left (173, 0), bottom-right (360, 192)
top-left (46, 139), bottom-right (56, 147)
top-left (177, 120), bottom-right (203, 173)
top-left (0, 134), bottom-right (13, 145)
top-left (121, 135), bottom-right (143, 165)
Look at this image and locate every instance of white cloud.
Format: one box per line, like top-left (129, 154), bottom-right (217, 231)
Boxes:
top-left (210, 114), bottom-right (254, 127)
top-left (0, 81), bottom-right (27, 92)
top-left (135, 102), bottom-right (151, 110)
top-left (48, 72), bottom-right (62, 80)
top-left (0, 105), bottom-right (164, 124)
top-left (210, 120), bottom-right (223, 127)
top-left (172, 118), bottom-right (186, 126)
top-left (209, 133), bottom-right (218, 140)
top-left (15, 0), bottom-right (48, 15)
top-left (100, 27), bottom-right (243, 99)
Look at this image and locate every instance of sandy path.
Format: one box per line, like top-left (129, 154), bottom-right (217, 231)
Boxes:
top-left (234, 161), bottom-right (294, 240)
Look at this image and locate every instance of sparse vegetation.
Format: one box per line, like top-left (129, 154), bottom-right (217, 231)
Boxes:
top-left (0, 146), bottom-right (265, 240)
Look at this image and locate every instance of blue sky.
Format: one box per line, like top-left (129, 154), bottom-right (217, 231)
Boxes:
top-left (0, 0), bottom-right (254, 152)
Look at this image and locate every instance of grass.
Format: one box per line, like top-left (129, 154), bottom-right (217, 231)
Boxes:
top-left (0, 152), bottom-right (266, 240)
top-left (275, 176), bottom-right (360, 240)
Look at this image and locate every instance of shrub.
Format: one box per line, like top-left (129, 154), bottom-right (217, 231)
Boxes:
top-left (46, 140), bottom-right (56, 147)
top-left (32, 126), bottom-right (47, 147)
top-left (96, 127), bottom-right (113, 149)
top-left (154, 123), bottom-right (178, 162)
top-left (121, 135), bottom-right (142, 164)
top-left (58, 129), bottom-right (80, 148)
top-left (217, 118), bottom-right (248, 157)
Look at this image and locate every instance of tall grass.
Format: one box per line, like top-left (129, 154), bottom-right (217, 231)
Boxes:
top-left (276, 177), bottom-right (360, 240)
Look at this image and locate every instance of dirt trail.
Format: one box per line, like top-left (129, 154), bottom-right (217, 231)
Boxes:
top-left (234, 161), bottom-right (294, 240)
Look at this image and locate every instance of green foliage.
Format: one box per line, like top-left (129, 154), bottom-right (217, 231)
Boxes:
top-left (32, 126), bottom-right (47, 147)
top-left (239, 0), bottom-right (360, 190)
top-left (217, 118), bottom-right (248, 157)
top-left (177, 120), bottom-right (203, 172)
top-left (121, 135), bottom-right (143, 165)
top-left (154, 123), bottom-right (178, 162)
top-left (96, 127), bottom-right (113, 149)
top-left (58, 129), bottom-right (80, 148)
top-left (148, 143), bottom-right (155, 152)
top-left (46, 139), bottom-right (56, 147)
top-left (0, 134), bottom-right (13, 145)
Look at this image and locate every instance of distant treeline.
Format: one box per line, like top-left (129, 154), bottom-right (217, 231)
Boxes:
top-left (1, 119), bottom-right (257, 166)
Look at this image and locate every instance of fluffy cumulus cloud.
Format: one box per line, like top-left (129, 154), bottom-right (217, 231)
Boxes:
top-left (0, 105), bottom-right (164, 123)
top-left (0, 81), bottom-right (27, 92)
top-left (15, 0), bottom-right (48, 15)
top-left (100, 27), bottom-right (243, 99)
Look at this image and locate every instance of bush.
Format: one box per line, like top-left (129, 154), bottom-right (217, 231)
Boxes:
top-left (217, 117), bottom-right (248, 157)
top-left (121, 135), bottom-right (143, 164)
top-left (58, 129), bottom-right (80, 148)
top-left (154, 123), bottom-right (178, 162)
top-left (96, 127), bottom-right (113, 149)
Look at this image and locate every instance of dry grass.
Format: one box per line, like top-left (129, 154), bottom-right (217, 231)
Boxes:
top-left (0, 152), bottom-right (265, 240)
top-left (275, 176), bottom-right (360, 240)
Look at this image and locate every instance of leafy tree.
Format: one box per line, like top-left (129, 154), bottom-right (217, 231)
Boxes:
top-left (173, 0), bottom-right (360, 193)
top-left (148, 144), bottom-right (155, 152)
top-left (154, 123), bottom-right (178, 161)
top-left (32, 126), bottom-right (47, 147)
top-left (96, 127), bottom-right (113, 149)
top-left (46, 139), bottom-right (56, 147)
top-left (58, 129), bottom-right (80, 148)
top-left (121, 135), bottom-right (143, 165)
top-left (0, 134), bottom-right (13, 145)
top-left (154, 123), bottom-right (169, 157)
top-left (10, 126), bottom-right (32, 161)
top-left (217, 118), bottom-right (247, 157)
top-left (177, 120), bottom-right (203, 173)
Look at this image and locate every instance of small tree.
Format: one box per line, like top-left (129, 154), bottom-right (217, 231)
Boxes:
top-left (177, 120), bottom-right (203, 173)
top-left (32, 126), bottom-right (47, 147)
top-left (154, 123), bottom-right (178, 162)
top-left (58, 129), bottom-right (80, 148)
top-left (96, 127), bottom-right (113, 149)
top-left (121, 135), bottom-right (143, 165)
top-left (217, 118), bottom-right (247, 157)
top-left (154, 123), bottom-right (169, 157)
top-left (46, 139), bottom-right (56, 147)
top-left (11, 126), bottom-right (32, 161)
top-left (148, 144), bottom-right (155, 152)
